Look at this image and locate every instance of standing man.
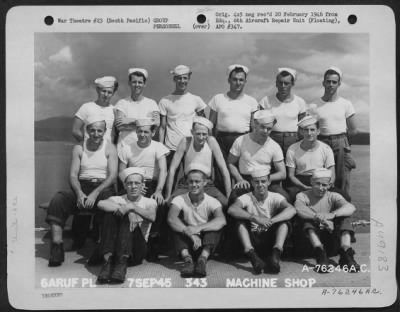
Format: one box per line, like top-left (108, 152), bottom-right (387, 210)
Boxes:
top-left (168, 163), bottom-right (226, 278)
top-left (165, 116), bottom-right (231, 206)
top-left (227, 110), bottom-right (289, 202)
top-left (159, 65), bottom-right (207, 165)
top-left (259, 68), bottom-right (307, 157)
top-left (208, 64), bottom-right (259, 159)
top-left (118, 118), bottom-right (169, 259)
top-left (228, 167), bottom-right (296, 274)
top-left (96, 167), bottom-right (157, 284)
top-left (114, 68), bottom-right (160, 149)
top-left (308, 67), bottom-right (358, 198)
top-left (294, 168), bottom-right (360, 273)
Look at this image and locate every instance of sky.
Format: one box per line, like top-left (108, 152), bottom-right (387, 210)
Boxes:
top-left (35, 33), bottom-right (369, 131)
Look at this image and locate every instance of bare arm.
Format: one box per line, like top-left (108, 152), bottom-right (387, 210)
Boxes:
top-left (346, 115), bottom-right (358, 136)
top-left (97, 198), bottom-right (122, 212)
top-left (165, 139), bottom-right (186, 199)
top-left (294, 196), bottom-right (316, 221)
top-left (167, 203), bottom-right (187, 233)
top-left (332, 200), bottom-right (356, 218)
top-left (227, 153), bottom-right (244, 183)
top-left (209, 109), bottom-right (218, 136)
top-left (327, 165), bottom-right (336, 186)
top-left (270, 160), bottom-right (286, 182)
top-left (72, 117), bottom-right (85, 142)
top-left (270, 200), bottom-right (296, 224)
top-left (287, 167), bottom-right (311, 190)
top-left (126, 201), bottom-right (157, 222)
top-left (159, 115), bottom-right (167, 144)
top-left (69, 145), bottom-right (84, 198)
top-left (209, 137), bottom-right (231, 196)
top-left (197, 206), bottom-right (226, 232)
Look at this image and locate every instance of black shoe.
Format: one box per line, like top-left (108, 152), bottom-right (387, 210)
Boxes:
top-left (194, 256), bottom-right (207, 278)
top-left (87, 248), bottom-right (104, 266)
top-left (266, 248), bottom-right (281, 274)
top-left (314, 246), bottom-right (330, 273)
top-left (339, 248), bottom-right (360, 273)
top-left (97, 257), bottom-right (113, 284)
top-left (247, 249), bottom-right (264, 275)
top-left (48, 242), bottom-right (64, 267)
top-left (180, 257), bottom-right (194, 278)
top-left (110, 256), bottom-right (128, 284)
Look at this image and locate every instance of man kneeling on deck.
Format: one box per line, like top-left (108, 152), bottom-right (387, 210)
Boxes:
top-left (168, 163), bottom-right (226, 278)
top-left (228, 167), bottom-right (296, 274)
top-left (294, 168), bottom-right (360, 273)
top-left (96, 167), bottom-right (157, 284)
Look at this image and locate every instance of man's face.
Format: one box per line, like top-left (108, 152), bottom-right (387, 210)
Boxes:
top-left (228, 71), bottom-right (247, 93)
top-left (136, 125), bottom-right (153, 145)
top-left (174, 74), bottom-right (190, 92)
top-left (323, 74), bottom-right (341, 96)
top-left (301, 124), bottom-right (319, 142)
top-left (253, 120), bottom-right (274, 140)
top-left (87, 121), bottom-right (106, 143)
top-left (276, 74), bottom-right (293, 97)
top-left (129, 74), bottom-right (146, 96)
top-left (96, 86), bottom-right (115, 104)
top-left (191, 123), bottom-right (209, 146)
top-left (251, 175), bottom-right (270, 196)
top-left (124, 174), bottom-right (144, 198)
top-left (311, 177), bottom-right (331, 198)
top-left (187, 171), bottom-right (207, 195)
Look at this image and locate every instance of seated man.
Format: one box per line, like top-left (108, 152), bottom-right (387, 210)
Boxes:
top-left (228, 167), bottom-right (296, 274)
top-left (286, 115), bottom-right (348, 202)
top-left (165, 116), bottom-right (231, 206)
top-left (294, 168), bottom-right (360, 273)
top-left (96, 167), bottom-right (157, 284)
top-left (46, 115), bottom-right (118, 267)
top-left (118, 118), bottom-right (169, 259)
top-left (167, 163), bottom-right (226, 278)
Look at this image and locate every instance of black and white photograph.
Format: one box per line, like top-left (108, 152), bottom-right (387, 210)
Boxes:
top-left (6, 5), bottom-right (397, 310)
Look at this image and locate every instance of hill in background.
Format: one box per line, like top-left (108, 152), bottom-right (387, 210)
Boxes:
top-left (35, 116), bottom-right (370, 145)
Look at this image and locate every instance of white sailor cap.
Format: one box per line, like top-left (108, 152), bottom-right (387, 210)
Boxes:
top-left (85, 114), bottom-right (106, 126)
top-left (311, 168), bottom-right (332, 180)
top-left (277, 67), bottom-right (297, 81)
top-left (192, 116), bottom-right (213, 130)
top-left (326, 66), bottom-right (343, 79)
top-left (185, 162), bottom-right (211, 177)
top-left (253, 110), bottom-right (276, 124)
top-left (128, 68), bottom-right (148, 79)
top-left (119, 167), bottom-right (146, 182)
top-left (249, 166), bottom-right (271, 179)
top-left (170, 65), bottom-right (191, 76)
top-left (227, 64), bottom-right (249, 76)
top-left (136, 118), bottom-right (154, 127)
top-left (297, 115), bottom-right (318, 128)
top-left (94, 76), bottom-right (117, 88)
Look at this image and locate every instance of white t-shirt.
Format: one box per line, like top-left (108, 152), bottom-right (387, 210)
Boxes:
top-left (107, 195), bottom-right (157, 241)
top-left (159, 92), bottom-right (207, 151)
top-left (208, 93), bottom-right (259, 133)
top-left (118, 140), bottom-right (169, 180)
top-left (171, 193), bottom-right (221, 227)
top-left (259, 94), bottom-right (306, 132)
top-left (115, 96), bottom-right (160, 145)
top-left (286, 141), bottom-right (335, 176)
top-left (238, 192), bottom-right (285, 232)
top-left (295, 190), bottom-right (347, 215)
top-left (307, 97), bottom-right (355, 136)
top-left (75, 101), bottom-right (115, 142)
top-left (230, 134), bottom-right (284, 175)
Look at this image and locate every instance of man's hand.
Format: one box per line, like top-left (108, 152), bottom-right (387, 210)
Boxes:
top-left (252, 215), bottom-right (273, 230)
top-left (84, 190), bottom-right (99, 209)
top-left (77, 191), bottom-right (88, 209)
top-left (115, 204), bottom-right (130, 216)
top-left (141, 184), bottom-right (148, 196)
top-left (128, 212), bottom-right (138, 232)
top-left (183, 225), bottom-right (201, 236)
top-left (234, 179), bottom-right (250, 190)
top-left (191, 235), bottom-right (202, 250)
top-left (151, 190), bottom-right (164, 205)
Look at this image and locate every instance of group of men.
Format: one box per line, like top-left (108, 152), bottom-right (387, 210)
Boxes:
top-left (46, 63), bottom-right (361, 284)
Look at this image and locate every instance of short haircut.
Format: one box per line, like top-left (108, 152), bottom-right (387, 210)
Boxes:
top-left (323, 69), bottom-right (341, 82)
top-left (129, 71), bottom-right (147, 83)
top-left (277, 70), bottom-right (295, 84)
top-left (229, 67), bottom-right (247, 79)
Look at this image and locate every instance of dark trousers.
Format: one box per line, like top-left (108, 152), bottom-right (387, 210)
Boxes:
top-left (100, 212), bottom-right (147, 264)
top-left (173, 230), bottom-right (221, 259)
